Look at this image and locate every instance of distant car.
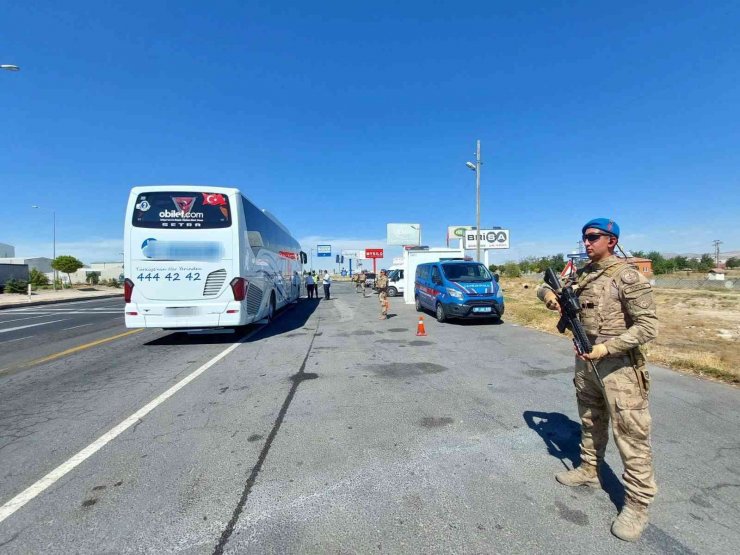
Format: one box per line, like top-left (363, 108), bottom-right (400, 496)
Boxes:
top-left (364, 272), bottom-right (376, 288)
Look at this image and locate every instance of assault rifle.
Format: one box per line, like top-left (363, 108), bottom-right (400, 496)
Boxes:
top-left (544, 268), bottom-right (604, 388)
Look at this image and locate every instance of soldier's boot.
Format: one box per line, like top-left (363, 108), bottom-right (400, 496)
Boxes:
top-left (555, 464), bottom-right (600, 488)
top-left (611, 501), bottom-right (649, 542)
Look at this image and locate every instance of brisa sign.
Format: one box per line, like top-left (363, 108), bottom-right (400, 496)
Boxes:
top-left (463, 229), bottom-right (510, 249)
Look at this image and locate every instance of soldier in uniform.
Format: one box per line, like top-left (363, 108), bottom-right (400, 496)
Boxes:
top-left (355, 270), bottom-right (367, 293)
top-left (537, 218), bottom-right (658, 542)
top-left (375, 269), bottom-right (390, 320)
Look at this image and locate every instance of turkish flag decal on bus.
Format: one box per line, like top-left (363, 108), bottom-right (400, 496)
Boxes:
top-left (202, 193), bottom-right (227, 206)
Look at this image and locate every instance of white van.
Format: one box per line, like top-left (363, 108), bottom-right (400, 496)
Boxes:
top-left (387, 265), bottom-right (404, 297)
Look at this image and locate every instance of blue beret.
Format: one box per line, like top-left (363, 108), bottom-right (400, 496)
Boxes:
top-left (582, 218), bottom-right (619, 238)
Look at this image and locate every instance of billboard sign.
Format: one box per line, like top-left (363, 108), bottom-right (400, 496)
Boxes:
top-left (447, 225), bottom-right (473, 241)
top-left (387, 223), bottom-right (421, 246)
top-left (365, 248), bottom-right (384, 259)
top-left (341, 249), bottom-right (365, 259)
top-left (463, 229), bottom-right (510, 250)
top-left (317, 244), bottom-right (332, 257)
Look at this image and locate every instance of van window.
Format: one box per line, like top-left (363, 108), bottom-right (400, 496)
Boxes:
top-left (442, 263), bottom-right (492, 282)
top-left (431, 266), bottom-right (442, 283)
top-left (416, 265), bottom-right (430, 280)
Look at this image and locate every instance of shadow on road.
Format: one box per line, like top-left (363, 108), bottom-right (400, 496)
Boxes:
top-left (144, 298), bottom-right (321, 346)
top-left (523, 410), bottom-right (626, 510)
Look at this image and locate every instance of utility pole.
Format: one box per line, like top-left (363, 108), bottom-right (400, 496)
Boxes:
top-left (713, 239), bottom-right (722, 267)
top-left (465, 140), bottom-right (482, 262)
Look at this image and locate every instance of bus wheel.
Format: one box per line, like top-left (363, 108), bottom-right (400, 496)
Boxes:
top-left (267, 294), bottom-right (276, 323)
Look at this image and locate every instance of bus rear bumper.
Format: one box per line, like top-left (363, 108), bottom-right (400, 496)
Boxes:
top-left (124, 301), bottom-right (253, 329)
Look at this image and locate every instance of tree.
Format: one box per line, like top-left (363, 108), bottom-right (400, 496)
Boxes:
top-left (725, 257), bottom-right (739, 269)
top-left (29, 268), bottom-right (50, 287)
top-left (502, 261), bottom-right (521, 278)
top-left (51, 255), bottom-right (84, 285)
top-left (3, 278), bottom-right (28, 294)
top-left (698, 254), bottom-right (714, 271)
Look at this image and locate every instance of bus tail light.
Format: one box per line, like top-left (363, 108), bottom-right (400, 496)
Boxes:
top-left (124, 278), bottom-right (134, 303)
top-left (230, 277), bottom-right (248, 301)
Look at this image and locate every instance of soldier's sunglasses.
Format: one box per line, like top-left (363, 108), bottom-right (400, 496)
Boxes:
top-left (582, 233), bottom-right (610, 243)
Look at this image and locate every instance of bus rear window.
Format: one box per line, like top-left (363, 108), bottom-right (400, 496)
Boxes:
top-left (131, 192), bottom-right (231, 229)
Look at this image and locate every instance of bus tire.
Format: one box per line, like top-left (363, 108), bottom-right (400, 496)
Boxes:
top-left (267, 294), bottom-right (276, 323)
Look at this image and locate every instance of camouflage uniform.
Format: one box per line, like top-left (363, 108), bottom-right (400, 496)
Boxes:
top-left (356, 272), bottom-right (366, 293)
top-left (375, 272), bottom-right (389, 318)
top-left (538, 255), bottom-right (658, 508)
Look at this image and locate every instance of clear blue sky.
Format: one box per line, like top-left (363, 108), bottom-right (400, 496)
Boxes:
top-left (2, 1), bottom-right (738, 268)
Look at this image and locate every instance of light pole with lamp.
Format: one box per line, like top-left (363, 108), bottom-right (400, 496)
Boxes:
top-left (32, 205), bottom-right (57, 290)
top-left (466, 140), bottom-right (482, 262)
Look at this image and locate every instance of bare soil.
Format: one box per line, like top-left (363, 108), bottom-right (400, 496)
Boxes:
top-left (501, 278), bottom-right (740, 384)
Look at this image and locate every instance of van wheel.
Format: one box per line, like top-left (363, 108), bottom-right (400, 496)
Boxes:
top-left (435, 303), bottom-right (446, 323)
top-left (415, 296), bottom-right (422, 312)
top-left (387, 287), bottom-right (397, 297)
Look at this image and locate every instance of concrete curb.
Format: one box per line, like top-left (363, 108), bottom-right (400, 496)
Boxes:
top-left (0, 293), bottom-right (123, 311)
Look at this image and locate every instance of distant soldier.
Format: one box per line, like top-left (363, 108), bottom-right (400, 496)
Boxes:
top-left (375, 269), bottom-right (389, 319)
top-left (356, 271), bottom-right (367, 294)
top-left (537, 218), bottom-right (658, 542)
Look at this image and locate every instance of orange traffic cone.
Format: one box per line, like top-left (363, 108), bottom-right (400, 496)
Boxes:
top-left (416, 316), bottom-right (427, 336)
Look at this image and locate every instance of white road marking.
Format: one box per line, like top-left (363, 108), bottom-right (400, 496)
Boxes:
top-left (0, 336), bottom-right (32, 344)
top-left (64, 323), bottom-right (93, 331)
top-left (0, 314), bottom-right (54, 324)
top-left (0, 320), bottom-right (68, 334)
top-left (0, 323), bottom-right (263, 524)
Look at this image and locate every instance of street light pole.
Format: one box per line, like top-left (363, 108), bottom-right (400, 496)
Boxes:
top-left (32, 205), bottom-right (57, 290)
top-left (466, 140), bottom-right (482, 262)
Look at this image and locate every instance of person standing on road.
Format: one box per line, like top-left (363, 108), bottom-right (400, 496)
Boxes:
top-left (322, 271), bottom-right (331, 300)
top-left (375, 269), bottom-right (389, 319)
top-left (536, 218), bottom-right (658, 543)
top-left (305, 273), bottom-right (316, 299)
top-left (355, 270), bottom-right (367, 293)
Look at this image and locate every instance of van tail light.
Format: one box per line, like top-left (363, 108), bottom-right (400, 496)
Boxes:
top-left (124, 278), bottom-right (134, 303)
top-left (230, 277), bottom-right (248, 301)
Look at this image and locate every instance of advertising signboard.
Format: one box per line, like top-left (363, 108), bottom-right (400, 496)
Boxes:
top-left (463, 229), bottom-right (510, 250)
top-left (447, 225), bottom-right (473, 241)
top-left (387, 223), bottom-right (421, 246)
top-left (317, 244), bottom-right (331, 257)
top-left (341, 249), bottom-right (365, 259)
top-left (365, 248), bottom-right (384, 259)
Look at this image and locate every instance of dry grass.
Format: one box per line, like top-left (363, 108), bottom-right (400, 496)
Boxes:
top-left (501, 278), bottom-right (740, 385)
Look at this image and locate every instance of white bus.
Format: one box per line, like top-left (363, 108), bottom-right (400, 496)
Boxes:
top-left (123, 185), bottom-right (306, 330)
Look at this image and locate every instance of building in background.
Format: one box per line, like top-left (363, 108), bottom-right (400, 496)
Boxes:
top-left (0, 257), bottom-right (53, 274)
top-left (0, 243), bottom-right (15, 258)
top-left (625, 256), bottom-right (653, 276)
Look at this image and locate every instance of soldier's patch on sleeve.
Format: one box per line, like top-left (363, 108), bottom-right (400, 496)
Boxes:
top-left (635, 293), bottom-right (653, 309)
top-left (621, 269), bottom-right (639, 284)
top-left (623, 283), bottom-right (651, 296)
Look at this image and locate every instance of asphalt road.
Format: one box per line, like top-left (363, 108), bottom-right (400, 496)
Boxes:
top-left (0, 284), bottom-right (738, 554)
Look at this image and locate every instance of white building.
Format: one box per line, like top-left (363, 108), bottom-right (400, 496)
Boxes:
top-left (0, 257), bottom-right (53, 274)
top-left (0, 243), bottom-right (15, 258)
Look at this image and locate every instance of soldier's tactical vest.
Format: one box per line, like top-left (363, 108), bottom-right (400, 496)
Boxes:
top-left (573, 262), bottom-right (632, 343)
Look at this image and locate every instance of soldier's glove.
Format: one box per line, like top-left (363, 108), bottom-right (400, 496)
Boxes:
top-left (542, 290), bottom-right (560, 311)
top-left (582, 343), bottom-right (608, 361)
